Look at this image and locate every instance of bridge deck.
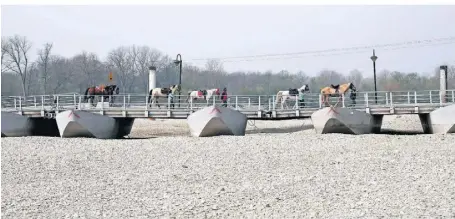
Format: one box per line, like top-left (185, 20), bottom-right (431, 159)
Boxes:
top-left (2, 90), bottom-right (454, 119)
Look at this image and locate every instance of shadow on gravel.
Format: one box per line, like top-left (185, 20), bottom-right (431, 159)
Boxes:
top-left (247, 124), bottom-right (314, 134)
top-left (119, 136), bottom-right (158, 140)
top-left (379, 129), bottom-right (425, 135)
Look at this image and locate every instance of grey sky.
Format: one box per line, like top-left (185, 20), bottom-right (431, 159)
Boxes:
top-left (2, 5), bottom-right (455, 76)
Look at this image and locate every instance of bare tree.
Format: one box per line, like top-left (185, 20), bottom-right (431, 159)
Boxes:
top-left (49, 56), bottom-right (76, 94)
top-left (73, 51), bottom-right (103, 92)
top-left (3, 35), bottom-right (32, 96)
top-left (1, 38), bottom-right (12, 73)
top-left (37, 42), bottom-right (53, 94)
top-left (136, 46), bottom-right (163, 92)
top-left (205, 59), bottom-right (224, 73)
top-left (107, 46), bottom-right (134, 93)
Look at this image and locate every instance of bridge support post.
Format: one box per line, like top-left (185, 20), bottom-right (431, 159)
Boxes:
top-left (418, 113), bottom-right (432, 134)
top-left (371, 115), bottom-right (383, 133)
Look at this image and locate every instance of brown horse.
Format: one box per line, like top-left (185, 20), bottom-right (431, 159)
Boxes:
top-left (83, 84), bottom-right (119, 105)
top-left (320, 83), bottom-right (356, 107)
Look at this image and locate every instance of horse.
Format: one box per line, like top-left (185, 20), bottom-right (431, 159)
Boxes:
top-left (320, 82), bottom-right (356, 107)
top-left (83, 84), bottom-right (119, 106)
top-left (186, 88), bottom-right (221, 107)
top-left (275, 84), bottom-right (310, 109)
top-left (148, 84), bottom-right (181, 108)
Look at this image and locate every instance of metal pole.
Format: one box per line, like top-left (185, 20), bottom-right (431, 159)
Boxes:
top-left (371, 49), bottom-right (378, 104)
top-left (175, 54), bottom-right (183, 108)
top-left (373, 60), bottom-right (378, 104)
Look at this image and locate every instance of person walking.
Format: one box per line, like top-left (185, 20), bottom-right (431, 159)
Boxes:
top-left (168, 92), bottom-right (175, 109)
top-left (298, 91), bottom-right (305, 108)
top-left (221, 88), bottom-right (228, 107)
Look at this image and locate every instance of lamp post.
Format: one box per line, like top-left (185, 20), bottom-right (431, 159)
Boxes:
top-left (370, 49), bottom-right (378, 104)
top-left (173, 54), bottom-right (183, 107)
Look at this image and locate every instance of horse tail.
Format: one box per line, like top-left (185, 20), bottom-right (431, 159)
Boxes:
top-left (83, 87), bottom-right (90, 101)
top-left (147, 88), bottom-right (153, 103)
top-left (276, 91), bottom-right (283, 106)
top-left (186, 91), bottom-right (192, 102)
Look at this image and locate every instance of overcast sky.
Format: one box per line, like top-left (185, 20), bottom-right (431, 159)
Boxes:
top-left (2, 5), bottom-right (455, 76)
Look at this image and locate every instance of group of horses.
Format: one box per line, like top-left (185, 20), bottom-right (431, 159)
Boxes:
top-left (274, 83), bottom-right (357, 109)
top-left (81, 82), bottom-right (357, 109)
top-left (147, 85), bottom-right (222, 108)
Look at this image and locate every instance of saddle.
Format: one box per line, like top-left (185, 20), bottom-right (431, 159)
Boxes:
top-left (198, 90), bottom-right (207, 100)
top-left (331, 84), bottom-right (340, 93)
top-left (161, 88), bottom-right (170, 94)
top-left (288, 88), bottom-right (299, 96)
top-left (94, 86), bottom-right (104, 93)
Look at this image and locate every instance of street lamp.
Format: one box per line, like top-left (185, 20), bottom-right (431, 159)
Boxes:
top-left (173, 54), bottom-right (183, 107)
top-left (370, 49), bottom-right (378, 104)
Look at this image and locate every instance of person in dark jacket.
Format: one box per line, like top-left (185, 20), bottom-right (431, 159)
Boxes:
top-left (221, 88), bottom-right (228, 107)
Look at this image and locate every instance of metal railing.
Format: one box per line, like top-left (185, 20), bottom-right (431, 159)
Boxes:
top-left (2, 90), bottom-right (455, 112)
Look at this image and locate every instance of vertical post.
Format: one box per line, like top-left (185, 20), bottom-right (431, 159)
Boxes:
top-left (74, 94), bottom-right (77, 108)
top-left (173, 54), bottom-right (182, 108)
top-left (390, 92), bottom-right (393, 107)
top-left (385, 92), bottom-right (389, 105)
top-left (429, 91), bottom-right (432, 104)
top-left (56, 96), bottom-right (59, 110)
top-left (101, 94), bottom-right (104, 110)
top-left (440, 91), bottom-right (443, 106)
top-left (452, 90), bottom-right (455, 103)
top-left (295, 96), bottom-right (298, 109)
top-left (145, 95), bottom-right (148, 110)
top-left (341, 94), bottom-right (345, 108)
top-left (235, 96), bottom-right (238, 110)
top-left (408, 91), bottom-right (411, 104)
top-left (41, 95), bottom-right (45, 110)
top-left (258, 96), bottom-right (261, 110)
top-left (213, 95), bottom-right (216, 106)
top-left (78, 95), bottom-right (82, 109)
top-left (318, 94), bottom-right (322, 108)
top-left (124, 95), bottom-right (126, 109)
top-left (34, 96), bottom-right (37, 108)
top-left (440, 65), bottom-right (448, 103)
top-left (371, 49), bottom-right (378, 104)
top-left (19, 97), bottom-right (22, 111)
top-left (168, 95), bottom-right (171, 109)
top-left (272, 95), bottom-right (276, 111)
top-left (365, 93), bottom-right (369, 107)
top-left (14, 98), bottom-right (17, 109)
top-left (414, 91), bottom-right (417, 105)
top-left (248, 98), bottom-right (251, 108)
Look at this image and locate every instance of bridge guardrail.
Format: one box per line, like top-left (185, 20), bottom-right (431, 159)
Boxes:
top-left (2, 90), bottom-right (455, 112)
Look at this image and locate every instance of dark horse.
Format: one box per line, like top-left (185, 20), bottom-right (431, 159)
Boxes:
top-left (83, 84), bottom-right (119, 106)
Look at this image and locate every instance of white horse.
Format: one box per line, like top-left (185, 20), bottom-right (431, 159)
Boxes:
top-left (275, 84), bottom-right (310, 109)
top-left (186, 88), bottom-right (221, 107)
top-left (148, 84), bottom-right (180, 108)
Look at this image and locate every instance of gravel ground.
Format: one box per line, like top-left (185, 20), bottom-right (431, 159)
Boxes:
top-left (2, 115), bottom-right (455, 218)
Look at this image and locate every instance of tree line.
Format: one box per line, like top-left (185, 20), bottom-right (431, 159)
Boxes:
top-left (2, 34), bottom-right (454, 96)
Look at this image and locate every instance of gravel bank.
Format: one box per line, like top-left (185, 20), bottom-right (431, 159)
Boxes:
top-left (2, 115), bottom-right (455, 218)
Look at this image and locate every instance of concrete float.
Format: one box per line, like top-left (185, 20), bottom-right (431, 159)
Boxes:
top-left (55, 110), bottom-right (135, 139)
top-left (311, 107), bottom-right (375, 134)
top-left (1, 112), bottom-right (32, 137)
top-left (1, 112), bottom-right (61, 137)
top-left (187, 106), bottom-right (248, 137)
top-left (419, 104), bottom-right (455, 134)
